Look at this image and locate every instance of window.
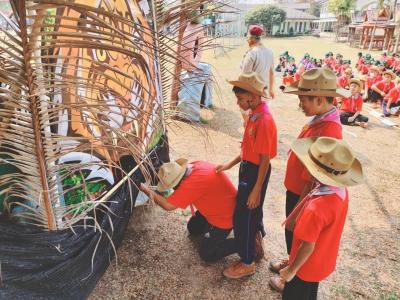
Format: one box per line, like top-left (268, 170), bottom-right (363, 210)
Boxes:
top-left (295, 22), bottom-right (298, 32)
top-left (299, 22), bottom-right (302, 32)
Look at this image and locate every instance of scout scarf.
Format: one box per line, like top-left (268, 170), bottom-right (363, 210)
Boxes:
top-left (282, 183), bottom-right (346, 232)
top-left (287, 107), bottom-right (341, 156)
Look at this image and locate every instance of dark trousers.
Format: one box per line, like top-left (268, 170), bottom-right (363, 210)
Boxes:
top-left (285, 190), bottom-right (300, 255)
top-left (340, 111), bottom-right (369, 125)
top-left (368, 89), bottom-right (382, 103)
top-left (234, 161), bottom-right (272, 264)
top-left (282, 276), bottom-right (319, 300)
top-left (187, 211), bottom-right (236, 262)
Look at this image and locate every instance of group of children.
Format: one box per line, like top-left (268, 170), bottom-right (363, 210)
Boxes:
top-left (280, 51), bottom-right (400, 127)
top-left (228, 69), bottom-right (364, 300)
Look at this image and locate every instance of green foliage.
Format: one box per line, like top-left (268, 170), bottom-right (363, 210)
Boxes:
top-left (245, 5), bottom-right (286, 34)
top-left (310, 0), bottom-right (321, 17)
top-left (328, 0), bottom-right (356, 15)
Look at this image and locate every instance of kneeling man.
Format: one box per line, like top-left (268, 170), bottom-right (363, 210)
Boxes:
top-left (140, 159), bottom-right (237, 262)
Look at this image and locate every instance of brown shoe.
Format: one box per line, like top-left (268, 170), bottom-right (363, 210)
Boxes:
top-left (269, 275), bottom-right (285, 293)
top-left (269, 259), bottom-right (289, 273)
top-left (254, 231), bottom-right (264, 262)
top-left (223, 260), bottom-right (256, 279)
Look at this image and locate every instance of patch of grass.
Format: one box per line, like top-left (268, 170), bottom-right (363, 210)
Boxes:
top-left (333, 285), bottom-right (356, 299)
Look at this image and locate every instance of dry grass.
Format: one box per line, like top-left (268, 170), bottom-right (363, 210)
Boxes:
top-left (90, 36), bottom-right (400, 300)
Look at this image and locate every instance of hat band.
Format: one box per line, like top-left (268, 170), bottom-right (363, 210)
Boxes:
top-left (308, 150), bottom-right (349, 176)
top-left (299, 87), bottom-right (337, 92)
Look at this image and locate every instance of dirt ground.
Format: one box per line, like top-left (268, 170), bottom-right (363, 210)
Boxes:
top-left (90, 36), bottom-right (400, 300)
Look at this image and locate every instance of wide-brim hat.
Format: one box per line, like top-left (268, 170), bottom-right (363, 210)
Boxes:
top-left (156, 158), bottom-right (188, 192)
top-left (291, 137), bottom-right (364, 187)
top-left (284, 68), bottom-right (351, 97)
top-left (349, 78), bottom-right (363, 89)
top-left (228, 72), bottom-right (267, 97)
top-left (383, 70), bottom-right (396, 80)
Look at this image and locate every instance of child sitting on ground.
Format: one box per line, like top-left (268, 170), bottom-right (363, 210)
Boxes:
top-left (340, 79), bottom-right (369, 128)
top-left (282, 70), bottom-right (295, 87)
top-left (382, 77), bottom-right (400, 117)
top-left (337, 68), bottom-right (352, 89)
top-left (364, 66), bottom-right (382, 102)
top-left (371, 70), bottom-right (396, 108)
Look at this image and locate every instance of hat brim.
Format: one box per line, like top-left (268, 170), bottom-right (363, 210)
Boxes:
top-left (227, 79), bottom-right (267, 97)
top-left (383, 71), bottom-right (396, 80)
top-left (156, 158), bottom-right (189, 192)
top-left (284, 80), bottom-right (351, 98)
top-left (291, 137), bottom-right (364, 187)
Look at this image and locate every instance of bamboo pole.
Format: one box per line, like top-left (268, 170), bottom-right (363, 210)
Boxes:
top-left (170, 0), bottom-right (187, 109)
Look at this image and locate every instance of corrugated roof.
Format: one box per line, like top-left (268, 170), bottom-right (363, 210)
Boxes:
top-left (283, 7), bottom-right (319, 20)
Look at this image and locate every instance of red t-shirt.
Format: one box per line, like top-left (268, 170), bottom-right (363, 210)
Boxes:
top-left (384, 86), bottom-right (400, 104)
top-left (340, 94), bottom-right (363, 113)
top-left (374, 80), bottom-right (395, 94)
top-left (366, 75), bottom-right (382, 88)
top-left (290, 190), bottom-right (349, 282)
top-left (167, 161), bottom-right (236, 229)
top-left (294, 73), bottom-right (301, 81)
top-left (284, 120), bottom-right (343, 195)
top-left (359, 64), bottom-right (369, 74)
top-left (241, 102), bottom-right (277, 165)
top-left (337, 75), bottom-right (349, 89)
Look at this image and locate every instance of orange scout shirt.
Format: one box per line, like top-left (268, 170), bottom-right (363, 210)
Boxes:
top-left (290, 190), bottom-right (349, 282)
top-left (167, 161), bottom-right (236, 229)
top-left (241, 101), bottom-right (277, 165)
top-left (284, 110), bottom-right (343, 195)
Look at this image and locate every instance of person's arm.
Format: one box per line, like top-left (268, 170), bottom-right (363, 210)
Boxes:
top-left (279, 241), bottom-right (315, 282)
top-left (215, 155), bottom-right (241, 173)
top-left (247, 154), bottom-right (270, 209)
top-left (348, 111), bottom-right (360, 122)
top-left (371, 84), bottom-right (385, 96)
top-left (139, 183), bottom-right (177, 211)
top-left (269, 67), bottom-right (275, 99)
top-left (299, 181), bottom-right (314, 201)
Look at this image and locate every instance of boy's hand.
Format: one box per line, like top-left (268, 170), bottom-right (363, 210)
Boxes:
top-left (247, 189), bottom-right (261, 209)
top-left (348, 116), bottom-right (355, 122)
top-left (215, 164), bottom-right (229, 173)
top-left (140, 183), bottom-right (152, 196)
top-left (280, 266), bottom-right (296, 282)
top-left (269, 89), bottom-right (275, 99)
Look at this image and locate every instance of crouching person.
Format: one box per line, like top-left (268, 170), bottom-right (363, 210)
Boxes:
top-left (140, 159), bottom-right (237, 262)
top-left (280, 137), bottom-right (364, 300)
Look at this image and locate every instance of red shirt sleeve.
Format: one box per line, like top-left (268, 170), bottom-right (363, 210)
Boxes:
top-left (254, 117), bottom-right (277, 159)
top-left (295, 205), bottom-right (326, 243)
top-left (167, 181), bottom-right (203, 208)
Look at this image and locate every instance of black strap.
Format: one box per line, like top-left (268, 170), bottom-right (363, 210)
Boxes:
top-left (308, 150), bottom-right (348, 176)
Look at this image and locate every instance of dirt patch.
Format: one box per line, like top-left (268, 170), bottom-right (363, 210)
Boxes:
top-left (90, 36), bottom-right (399, 300)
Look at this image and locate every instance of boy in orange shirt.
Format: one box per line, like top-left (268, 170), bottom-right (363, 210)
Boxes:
top-left (269, 68), bottom-right (350, 293)
top-left (382, 77), bottom-right (400, 117)
top-left (280, 137), bottom-right (364, 300)
top-left (217, 72), bottom-right (277, 278)
top-left (340, 79), bottom-right (369, 128)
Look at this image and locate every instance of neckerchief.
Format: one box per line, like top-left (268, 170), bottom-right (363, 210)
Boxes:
top-left (287, 107), bottom-right (340, 156)
top-left (282, 183), bottom-right (346, 231)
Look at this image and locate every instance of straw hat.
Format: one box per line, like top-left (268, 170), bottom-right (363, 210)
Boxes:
top-left (344, 68), bottom-right (353, 75)
top-left (156, 158), bottom-right (188, 192)
top-left (349, 78), bottom-right (363, 90)
top-left (284, 68), bottom-right (351, 97)
top-left (383, 70), bottom-right (396, 80)
top-left (291, 137), bottom-right (364, 187)
top-left (228, 72), bottom-right (266, 97)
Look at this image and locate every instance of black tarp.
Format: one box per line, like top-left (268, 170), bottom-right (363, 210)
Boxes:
top-left (0, 136), bottom-right (169, 300)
